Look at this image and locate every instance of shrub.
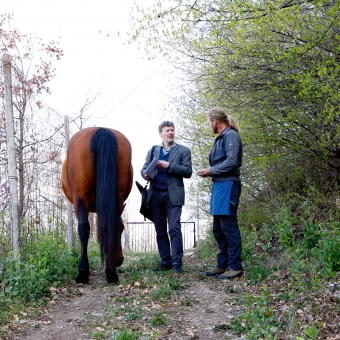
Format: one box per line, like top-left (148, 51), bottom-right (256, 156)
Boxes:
top-left (0, 233), bottom-right (79, 304)
top-left (229, 287), bottom-right (278, 339)
top-left (311, 223), bottom-right (340, 275)
top-left (241, 226), bottom-right (258, 261)
top-left (301, 224), bottom-right (321, 250)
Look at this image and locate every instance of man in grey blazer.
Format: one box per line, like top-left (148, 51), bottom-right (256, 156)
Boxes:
top-left (141, 121), bottom-right (192, 273)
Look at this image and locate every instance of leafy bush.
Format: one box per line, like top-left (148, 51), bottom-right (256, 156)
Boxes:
top-left (229, 286), bottom-right (278, 339)
top-left (241, 226), bottom-right (258, 261)
top-left (0, 233), bottom-right (79, 304)
top-left (272, 208), bottom-right (296, 249)
top-left (301, 224), bottom-right (321, 250)
top-left (311, 223), bottom-right (340, 275)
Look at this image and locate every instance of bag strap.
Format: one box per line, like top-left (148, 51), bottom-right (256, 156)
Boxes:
top-left (149, 145), bottom-right (157, 162)
top-left (146, 145), bottom-right (157, 184)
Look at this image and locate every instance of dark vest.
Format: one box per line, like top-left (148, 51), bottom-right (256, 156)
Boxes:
top-left (153, 149), bottom-right (170, 190)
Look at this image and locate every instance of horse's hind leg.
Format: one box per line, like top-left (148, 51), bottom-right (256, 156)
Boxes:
top-left (105, 218), bottom-right (124, 284)
top-left (105, 263), bottom-right (118, 284)
top-left (75, 200), bottom-right (90, 284)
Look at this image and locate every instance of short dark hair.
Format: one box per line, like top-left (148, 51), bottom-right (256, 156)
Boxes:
top-left (158, 121), bottom-right (175, 133)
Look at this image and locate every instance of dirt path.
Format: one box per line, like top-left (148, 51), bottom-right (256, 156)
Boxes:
top-left (12, 270), bottom-right (110, 340)
top-left (7, 254), bottom-right (243, 340)
top-left (174, 280), bottom-right (243, 340)
top-left (8, 253), bottom-right (340, 339)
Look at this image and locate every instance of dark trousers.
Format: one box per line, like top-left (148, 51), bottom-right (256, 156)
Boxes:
top-left (151, 189), bottom-right (183, 268)
top-left (213, 182), bottom-right (243, 271)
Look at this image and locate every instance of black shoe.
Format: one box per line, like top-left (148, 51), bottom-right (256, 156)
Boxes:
top-left (173, 265), bottom-right (182, 274)
top-left (153, 264), bottom-right (172, 271)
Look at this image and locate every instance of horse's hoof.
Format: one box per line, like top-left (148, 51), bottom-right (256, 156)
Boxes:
top-left (106, 280), bottom-right (118, 285)
top-left (106, 274), bottom-right (119, 285)
top-left (76, 271), bottom-right (89, 284)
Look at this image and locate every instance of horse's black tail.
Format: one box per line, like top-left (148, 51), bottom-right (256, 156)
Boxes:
top-left (91, 128), bottom-right (120, 272)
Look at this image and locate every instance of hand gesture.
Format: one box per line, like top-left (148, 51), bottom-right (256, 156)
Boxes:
top-left (197, 168), bottom-right (211, 178)
top-left (156, 161), bottom-right (169, 169)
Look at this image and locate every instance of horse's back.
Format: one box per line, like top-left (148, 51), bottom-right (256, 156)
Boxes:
top-left (62, 127), bottom-right (133, 213)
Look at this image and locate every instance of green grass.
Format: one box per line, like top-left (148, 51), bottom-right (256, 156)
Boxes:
top-left (150, 312), bottom-right (168, 326)
top-left (245, 265), bottom-right (273, 285)
top-left (0, 231), bottom-right (79, 329)
top-left (92, 330), bottom-right (105, 339)
top-left (277, 292), bottom-right (292, 301)
top-left (110, 330), bottom-right (139, 340)
top-left (151, 285), bottom-right (174, 301)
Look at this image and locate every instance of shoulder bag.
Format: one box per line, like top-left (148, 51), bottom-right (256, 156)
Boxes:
top-left (136, 146), bottom-right (157, 222)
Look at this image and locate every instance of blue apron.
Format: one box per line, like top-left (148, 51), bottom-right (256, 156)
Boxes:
top-left (210, 181), bottom-right (233, 215)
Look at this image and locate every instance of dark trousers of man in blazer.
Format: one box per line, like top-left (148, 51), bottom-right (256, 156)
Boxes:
top-left (141, 140), bottom-right (192, 270)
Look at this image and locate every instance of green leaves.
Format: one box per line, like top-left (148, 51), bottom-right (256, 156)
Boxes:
top-left (129, 0), bottom-right (340, 219)
top-left (304, 325), bottom-right (320, 339)
top-left (230, 286), bottom-right (278, 338)
top-left (0, 234), bottom-right (79, 303)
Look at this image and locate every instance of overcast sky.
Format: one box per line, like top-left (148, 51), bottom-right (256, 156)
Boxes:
top-left (1, 0), bottom-right (193, 222)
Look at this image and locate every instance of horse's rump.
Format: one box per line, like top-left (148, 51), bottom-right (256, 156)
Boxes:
top-left (61, 127), bottom-right (133, 282)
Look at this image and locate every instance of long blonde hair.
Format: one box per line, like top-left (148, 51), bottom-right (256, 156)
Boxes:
top-left (207, 107), bottom-right (239, 133)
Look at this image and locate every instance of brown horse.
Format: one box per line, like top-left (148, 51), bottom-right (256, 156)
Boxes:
top-left (62, 127), bottom-right (133, 284)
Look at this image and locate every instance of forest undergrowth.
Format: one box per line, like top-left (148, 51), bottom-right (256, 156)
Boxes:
top-left (1, 214), bottom-right (340, 339)
top-left (1, 184), bottom-right (340, 339)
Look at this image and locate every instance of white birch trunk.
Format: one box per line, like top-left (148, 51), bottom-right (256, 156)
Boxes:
top-left (2, 54), bottom-right (20, 260)
top-left (64, 115), bottom-right (74, 247)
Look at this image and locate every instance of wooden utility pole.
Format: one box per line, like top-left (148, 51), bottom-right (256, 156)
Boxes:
top-left (2, 54), bottom-right (20, 260)
top-left (197, 187), bottom-right (200, 242)
top-left (64, 115), bottom-right (74, 247)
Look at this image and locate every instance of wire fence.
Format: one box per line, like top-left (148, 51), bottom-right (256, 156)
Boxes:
top-left (122, 222), bottom-right (196, 253)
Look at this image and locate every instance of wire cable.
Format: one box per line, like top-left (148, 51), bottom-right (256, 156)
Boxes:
top-left (95, 61), bottom-right (166, 125)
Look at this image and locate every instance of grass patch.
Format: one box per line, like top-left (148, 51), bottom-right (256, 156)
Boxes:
top-left (277, 292), bottom-right (292, 301)
top-left (168, 278), bottom-right (182, 290)
top-left (151, 285), bottom-right (173, 301)
top-left (110, 330), bottom-right (139, 340)
top-left (92, 330), bottom-right (105, 339)
top-left (150, 312), bottom-right (168, 326)
top-left (245, 265), bottom-right (272, 285)
top-left (124, 312), bottom-right (143, 321)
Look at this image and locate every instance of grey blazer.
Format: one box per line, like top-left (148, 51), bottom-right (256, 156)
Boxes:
top-left (141, 144), bottom-right (192, 206)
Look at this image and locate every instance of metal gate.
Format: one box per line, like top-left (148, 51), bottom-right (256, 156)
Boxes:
top-left (122, 222), bottom-right (196, 253)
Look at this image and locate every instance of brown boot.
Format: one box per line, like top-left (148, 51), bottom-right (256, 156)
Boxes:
top-left (204, 267), bottom-right (226, 277)
top-left (218, 269), bottom-right (243, 280)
